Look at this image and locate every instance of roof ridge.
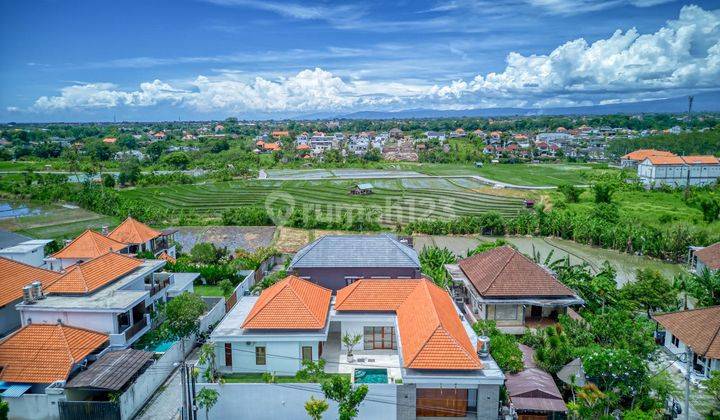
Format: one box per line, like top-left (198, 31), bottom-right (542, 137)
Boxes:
top-left (703, 320), bottom-right (720, 356)
top-left (286, 278), bottom-right (323, 326)
top-left (482, 247), bottom-right (515, 293)
top-left (290, 236), bottom-right (325, 266)
top-left (334, 281), bottom-right (361, 308)
top-left (56, 324), bottom-right (76, 364)
top-left (406, 324), bottom-right (443, 367)
top-left (384, 234), bottom-right (418, 265)
top-left (51, 229), bottom-right (92, 257)
top-left (242, 281), bottom-right (287, 326)
top-left (655, 305), bottom-right (720, 317)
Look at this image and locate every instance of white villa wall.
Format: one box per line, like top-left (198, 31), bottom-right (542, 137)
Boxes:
top-left (195, 383), bottom-right (397, 420)
top-left (0, 249), bottom-right (45, 267)
top-left (6, 392), bottom-right (64, 420)
top-left (20, 310), bottom-right (115, 334)
top-left (663, 332), bottom-right (718, 377)
top-left (220, 341), bottom-right (321, 375)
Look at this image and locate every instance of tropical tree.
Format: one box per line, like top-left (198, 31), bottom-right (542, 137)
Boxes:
top-left (198, 342), bottom-right (219, 383)
top-left (418, 246), bottom-right (457, 287)
top-left (703, 371), bottom-right (720, 418)
top-left (0, 397), bottom-right (8, 420)
top-left (165, 292), bottom-right (206, 354)
top-left (621, 269), bottom-right (677, 316)
top-left (685, 268), bottom-right (720, 307)
top-left (304, 396), bottom-right (329, 420)
top-left (342, 333), bottom-right (362, 359)
top-left (321, 376), bottom-right (369, 420)
top-left (558, 183), bottom-right (582, 203)
top-left (196, 387), bottom-right (219, 420)
top-left (534, 324), bottom-right (573, 374)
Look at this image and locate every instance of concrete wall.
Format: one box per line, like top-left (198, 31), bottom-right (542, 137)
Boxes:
top-left (118, 336), bottom-right (194, 420)
top-left (7, 391), bottom-right (64, 420)
top-left (195, 382), bottom-right (397, 420)
top-left (292, 267), bottom-right (421, 292)
top-left (0, 248), bottom-right (45, 267)
top-left (199, 297), bottom-right (226, 332)
top-left (0, 302), bottom-right (21, 337)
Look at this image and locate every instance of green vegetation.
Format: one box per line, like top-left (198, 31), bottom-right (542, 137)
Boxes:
top-left (606, 128), bottom-right (720, 158)
top-left (411, 162), bottom-right (602, 186)
top-left (193, 285), bottom-right (228, 298)
top-left (305, 396), bottom-right (329, 420)
top-left (196, 388), bottom-right (219, 420)
top-left (321, 375), bottom-right (369, 420)
top-left (472, 321), bottom-right (524, 374)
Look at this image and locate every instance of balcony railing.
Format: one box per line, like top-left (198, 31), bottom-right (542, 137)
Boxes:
top-left (123, 317), bottom-right (148, 340)
top-left (146, 278), bottom-right (171, 295)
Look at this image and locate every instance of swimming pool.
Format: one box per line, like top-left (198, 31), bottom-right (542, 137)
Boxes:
top-left (354, 368), bottom-right (388, 384)
top-left (149, 340), bottom-right (176, 353)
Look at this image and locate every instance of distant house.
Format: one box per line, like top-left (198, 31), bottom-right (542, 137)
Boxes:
top-left (446, 246), bottom-right (583, 334)
top-left (108, 216), bottom-right (177, 258)
top-left (153, 131), bottom-right (166, 140)
top-left (271, 130), bottom-right (290, 139)
top-left (424, 131), bottom-right (446, 142)
top-left (638, 155), bottom-right (720, 188)
top-left (620, 149), bottom-right (676, 168)
top-left (690, 242), bottom-right (720, 273)
top-left (389, 128), bottom-right (403, 138)
top-left (0, 257), bottom-right (60, 336)
top-left (0, 239), bottom-right (52, 267)
top-left (102, 137), bottom-right (117, 144)
top-left (46, 229), bottom-right (130, 270)
top-left (288, 235), bottom-right (421, 291)
top-left (653, 306), bottom-right (720, 378)
top-left (350, 183), bottom-right (373, 195)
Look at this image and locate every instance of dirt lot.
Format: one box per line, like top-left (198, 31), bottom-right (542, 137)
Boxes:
top-left (272, 227), bottom-right (379, 253)
top-left (173, 226), bottom-right (276, 253)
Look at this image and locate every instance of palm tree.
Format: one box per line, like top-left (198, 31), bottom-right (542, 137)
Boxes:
top-left (304, 396), bottom-right (329, 420)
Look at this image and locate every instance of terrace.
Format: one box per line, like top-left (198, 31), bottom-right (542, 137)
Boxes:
top-left (321, 330), bottom-right (403, 384)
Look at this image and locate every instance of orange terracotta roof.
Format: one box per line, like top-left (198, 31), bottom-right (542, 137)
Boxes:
top-left (102, 137), bottom-right (117, 144)
top-left (336, 279), bottom-right (482, 370)
top-left (0, 324), bottom-right (107, 384)
top-left (682, 155), bottom-right (719, 165)
top-left (45, 252), bottom-right (143, 294)
top-left (263, 142), bottom-right (281, 151)
top-left (458, 246), bottom-right (576, 297)
top-left (644, 155), bottom-right (686, 165)
top-left (0, 257), bottom-right (61, 307)
top-left (297, 144), bottom-right (311, 150)
top-left (335, 280), bottom-right (421, 311)
top-left (653, 306), bottom-right (720, 359)
top-left (256, 140), bottom-right (265, 146)
top-left (108, 217), bottom-right (161, 245)
top-left (242, 276), bottom-right (331, 330)
top-left (694, 242), bottom-right (720, 270)
top-left (622, 149), bottom-right (676, 161)
top-left (52, 230), bottom-right (128, 260)
top-left (157, 251), bottom-right (176, 264)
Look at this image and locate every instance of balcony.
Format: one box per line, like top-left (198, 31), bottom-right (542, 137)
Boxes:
top-left (145, 273), bottom-right (173, 295)
top-left (123, 317), bottom-right (148, 340)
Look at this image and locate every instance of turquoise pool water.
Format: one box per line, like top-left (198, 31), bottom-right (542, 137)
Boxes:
top-left (354, 368), bottom-right (388, 384)
top-left (150, 340), bottom-right (176, 353)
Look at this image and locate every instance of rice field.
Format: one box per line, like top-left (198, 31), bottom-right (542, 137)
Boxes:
top-left (122, 178), bottom-right (526, 225)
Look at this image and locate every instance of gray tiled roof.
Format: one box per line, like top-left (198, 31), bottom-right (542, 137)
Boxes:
top-left (289, 234), bottom-right (420, 268)
top-left (0, 229), bottom-right (31, 249)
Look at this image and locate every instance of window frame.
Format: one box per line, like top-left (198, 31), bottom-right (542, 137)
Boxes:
top-left (224, 343), bottom-right (233, 367)
top-left (301, 346), bottom-right (313, 362)
top-left (255, 346), bottom-right (267, 365)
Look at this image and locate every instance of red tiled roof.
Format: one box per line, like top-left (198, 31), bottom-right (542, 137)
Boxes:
top-left (44, 252), bottom-right (143, 294)
top-left (644, 155), bottom-right (687, 165)
top-left (682, 155), bottom-right (719, 165)
top-left (0, 257), bottom-right (61, 307)
top-left (108, 217), bottom-right (161, 245)
top-left (695, 242), bottom-right (720, 270)
top-left (653, 306), bottom-right (720, 358)
top-left (335, 280), bottom-right (423, 311)
top-left (336, 279), bottom-right (482, 370)
top-left (52, 230), bottom-right (128, 260)
top-left (622, 149), bottom-right (676, 161)
top-left (458, 246), bottom-right (576, 297)
top-left (242, 276), bottom-right (331, 330)
top-left (0, 324), bottom-right (107, 384)
top-left (157, 251), bottom-right (176, 264)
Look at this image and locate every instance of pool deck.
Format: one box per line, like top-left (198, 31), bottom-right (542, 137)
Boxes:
top-left (322, 332), bottom-right (402, 383)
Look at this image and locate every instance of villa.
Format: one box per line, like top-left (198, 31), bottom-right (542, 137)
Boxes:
top-left (211, 276), bottom-right (504, 418)
top-left (446, 246), bottom-right (583, 334)
top-left (0, 257), bottom-right (60, 336)
top-left (653, 306), bottom-right (720, 379)
top-left (107, 216), bottom-right (178, 258)
top-left (46, 229), bottom-right (130, 271)
top-left (17, 252), bottom-right (196, 349)
top-left (689, 242), bottom-right (720, 274)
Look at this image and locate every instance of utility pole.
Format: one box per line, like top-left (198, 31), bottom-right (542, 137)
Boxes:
top-left (180, 361), bottom-right (188, 420)
top-left (685, 345), bottom-right (692, 420)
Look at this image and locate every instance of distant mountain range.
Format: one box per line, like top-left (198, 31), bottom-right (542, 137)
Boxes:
top-left (299, 91), bottom-right (720, 120)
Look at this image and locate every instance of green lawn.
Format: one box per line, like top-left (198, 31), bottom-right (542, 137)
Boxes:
top-left (222, 372), bottom-right (350, 383)
top-left (193, 284), bottom-right (230, 298)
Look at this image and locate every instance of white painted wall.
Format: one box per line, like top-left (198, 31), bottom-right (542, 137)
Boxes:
top-left (195, 383), bottom-right (397, 420)
top-left (0, 248), bottom-right (45, 267)
top-left (6, 392), bottom-right (64, 420)
top-left (20, 310), bottom-right (116, 334)
top-left (219, 341), bottom-right (321, 376)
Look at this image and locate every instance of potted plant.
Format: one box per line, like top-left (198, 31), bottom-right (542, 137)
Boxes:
top-left (342, 333), bottom-right (362, 362)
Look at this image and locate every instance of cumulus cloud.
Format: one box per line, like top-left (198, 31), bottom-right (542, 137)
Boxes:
top-left (29, 5), bottom-right (720, 114)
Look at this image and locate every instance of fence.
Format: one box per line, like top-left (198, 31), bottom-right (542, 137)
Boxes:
top-left (224, 254), bottom-right (278, 312)
top-left (194, 382), bottom-right (398, 420)
top-left (58, 401), bottom-right (120, 420)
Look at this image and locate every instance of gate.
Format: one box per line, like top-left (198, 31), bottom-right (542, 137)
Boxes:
top-left (58, 401), bottom-right (121, 420)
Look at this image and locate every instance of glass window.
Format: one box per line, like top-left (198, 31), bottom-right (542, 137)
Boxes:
top-left (494, 305), bottom-right (518, 320)
top-left (255, 346), bottom-right (266, 365)
top-left (671, 334), bottom-right (680, 347)
top-left (224, 343), bottom-right (232, 367)
top-left (302, 346), bottom-right (312, 362)
top-left (363, 326), bottom-right (396, 350)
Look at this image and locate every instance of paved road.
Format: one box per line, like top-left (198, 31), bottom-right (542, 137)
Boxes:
top-left (135, 348), bottom-right (200, 420)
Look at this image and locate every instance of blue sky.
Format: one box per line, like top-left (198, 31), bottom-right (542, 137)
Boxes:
top-left (1, 0), bottom-right (719, 121)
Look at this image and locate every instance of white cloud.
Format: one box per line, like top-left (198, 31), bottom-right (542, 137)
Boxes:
top-left (29, 5), bottom-right (720, 114)
top-left (524, 0), bottom-right (678, 15)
